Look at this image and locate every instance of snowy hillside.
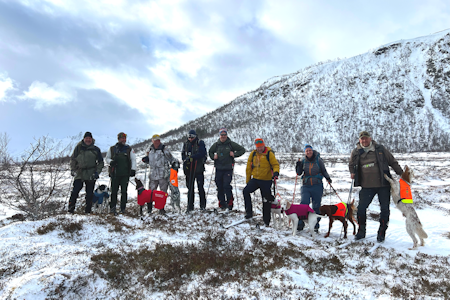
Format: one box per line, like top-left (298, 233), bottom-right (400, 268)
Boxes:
top-left (0, 152), bottom-right (449, 299)
top-left (153, 29), bottom-right (450, 154)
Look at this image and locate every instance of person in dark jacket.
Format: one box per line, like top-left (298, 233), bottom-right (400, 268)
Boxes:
top-left (105, 132), bottom-right (136, 214)
top-left (68, 132), bottom-right (104, 214)
top-left (208, 128), bottom-right (246, 211)
top-left (182, 129), bottom-right (207, 212)
top-left (296, 144), bottom-right (331, 232)
top-left (349, 131), bottom-right (403, 242)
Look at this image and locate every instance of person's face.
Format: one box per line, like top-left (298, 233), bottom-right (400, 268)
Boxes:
top-left (256, 145), bottom-right (265, 153)
top-left (152, 139), bottom-right (161, 148)
top-left (188, 134), bottom-right (196, 143)
top-left (219, 133), bottom-right (227, 142)
top-left (359, 136), bottom-right (372, 147)
top-left (118, 136), bottom-right (127, 145)
top-left (84, 137), bottom-right (92, 145)
top-left (305, 148), bottom-right (313, 159)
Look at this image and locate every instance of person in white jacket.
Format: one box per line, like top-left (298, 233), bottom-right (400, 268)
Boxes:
top-left (105, 132), bottom-right (136, 214)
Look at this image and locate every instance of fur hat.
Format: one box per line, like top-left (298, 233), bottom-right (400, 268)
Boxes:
top-left (84, 132), bottom-right (93, 138)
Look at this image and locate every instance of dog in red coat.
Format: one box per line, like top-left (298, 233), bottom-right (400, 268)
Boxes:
top-left (319, 199), bottom-right (356, 238)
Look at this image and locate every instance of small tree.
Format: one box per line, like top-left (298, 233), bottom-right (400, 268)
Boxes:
top-left (0, 133), bottom-right (73, 220)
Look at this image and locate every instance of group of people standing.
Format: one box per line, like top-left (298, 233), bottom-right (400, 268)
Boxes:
top-left (68, 129), bottom-right (403, 243)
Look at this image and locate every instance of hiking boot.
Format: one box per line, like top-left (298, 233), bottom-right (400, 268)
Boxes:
top-left (159, 209), bottom-right (166, 215)
top-left (67, 209), bottom-right (74, 214)
top-left (200, 207), bottom-right (206, 212)
top-left (377, 219), bottom-right (388, 243)
top-left (110, 207), bottom-right (117, 215)
top-left (297, 221), bottom-right (304, 231)
top-left (185, 209), bottom-right (192, 214)
top-left (314, 228), bottom-right (319, 233)
top-left (120, 209), bottom-right (125, 214)
top-left (355, 215), bottom-right (366, 240)
top-left (245, 214), bottom-right (253, 219)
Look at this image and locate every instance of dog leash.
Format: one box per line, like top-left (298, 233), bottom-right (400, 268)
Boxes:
top-left (292, 174), bottom-right (298, 203)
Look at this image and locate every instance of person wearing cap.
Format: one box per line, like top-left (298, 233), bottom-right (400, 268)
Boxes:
top-left (208, 128), bottom-right (246, 211)
top-left (141, 134), bottom-right (179, 214)
top-left (295, 144), bottom-right (332, 232)
top-left (243, 138), bottom-right (280, 225)
top-left (349, 131), bottom-right (403, 242)
top-left (105, 132), bottom-right (136, 214)
top-left (182, 129), bottom-right (207, 212)
top-left (68, 132), bottom-right (104, 214)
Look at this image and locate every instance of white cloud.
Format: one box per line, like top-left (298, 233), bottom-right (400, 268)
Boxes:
top-left (0, 73), bottom-right (14, 102)
top-left (22, 81), bottom-right (76, 109)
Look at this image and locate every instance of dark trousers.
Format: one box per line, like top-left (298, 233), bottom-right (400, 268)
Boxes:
top-left (215, 169), bottom-right (233, 208)
top-left (243, 178), bottom-right (273, 226)
top-left (299, 183), bottom-right (324, 229)
top-left (68, 179), bottom-right (95, 213)
top-left (186, 172), bottom-right (206, 210)
top-left (111, 176), bottom-right (129, 210)
top-left (357, 186), bottom-right (391, 223)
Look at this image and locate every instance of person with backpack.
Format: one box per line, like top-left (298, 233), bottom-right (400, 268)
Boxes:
top-left (295, 144), bottom-right (332, 232)
top-left (349, 131), bottom-right (403, 242)
top-left (105, 132), bottom-right (136, 214)
top-left (142, 134), bottom-right (179, 214)
top-left (243, 138), bottom-right (280, 226)
top-left (68, 132), bottom-right (104, 214)
top-left (208, 128), bottom-right (246, 211)
top-left (182, 129), bottom-right (207, 212)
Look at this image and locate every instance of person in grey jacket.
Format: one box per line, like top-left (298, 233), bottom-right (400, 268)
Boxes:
top-left (142, 134), bottom-right (179, 214)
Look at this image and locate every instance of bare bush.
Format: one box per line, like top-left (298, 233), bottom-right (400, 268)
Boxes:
top-left (0, 133), bottom-right (73, 220)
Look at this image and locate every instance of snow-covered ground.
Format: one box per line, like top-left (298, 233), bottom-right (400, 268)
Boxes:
top-left (0, 151), bottom-right (449, 299)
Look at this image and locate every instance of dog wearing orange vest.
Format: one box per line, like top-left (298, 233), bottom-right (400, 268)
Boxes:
top-left (319, 199), bottom-right (357, 239)
top-left (384, 165), bottom-right (428, 250)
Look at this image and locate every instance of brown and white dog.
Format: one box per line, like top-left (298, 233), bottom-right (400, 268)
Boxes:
top-left (319, 200), bottom-right (357, 239)
top-left (384, 166), bottom-right (428, 250)
top-left (280, 198), bottom-right (325, 238)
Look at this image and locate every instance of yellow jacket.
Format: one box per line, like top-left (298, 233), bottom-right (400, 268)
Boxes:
top-left (246, 147), bottom-right (280, 183)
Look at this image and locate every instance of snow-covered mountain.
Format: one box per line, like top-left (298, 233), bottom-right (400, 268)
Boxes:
top-left (154, 29), bottom-right (450, 154)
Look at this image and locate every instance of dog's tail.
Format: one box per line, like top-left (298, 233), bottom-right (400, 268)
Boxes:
top-left (417, 223), bottom-right (428, 239)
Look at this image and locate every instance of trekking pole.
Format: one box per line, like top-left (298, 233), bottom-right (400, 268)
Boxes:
top-left (65, 174), bottom-right (75, 211)
top-left (292, 174), bottom-right (298, 203)
top-left (347, 179), bottom-right (354, 204)
top-left (205, 166), bottom-right (215, 202)
top-left (188, 159), bottom-right (197, 210)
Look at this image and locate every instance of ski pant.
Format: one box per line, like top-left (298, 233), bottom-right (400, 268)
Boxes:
top-left (110, 175), bottom-right (129, 211)
top-left (215, 169), bottom-right (233, 208)
top-left (185, 172), bottom-right (206, 210)
top-left (243, 178), bottom-right (273, 226)
top-left (357, 186), bottom-right (390, 224)
top-left (298, 183), bottom-right (323, 229)
top-left (147, 178), bottom-right (169, 212)
top-left (68, 179), bottom-right (95, 213)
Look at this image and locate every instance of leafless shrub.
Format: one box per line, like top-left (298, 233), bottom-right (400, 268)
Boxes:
top-left (0, 133), bottom-right (73, 220)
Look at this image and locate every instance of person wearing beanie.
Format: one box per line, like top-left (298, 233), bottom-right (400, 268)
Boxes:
top-left (295, 144), bottom-right (332, 233)
top-left (68, 132), bottom-right (104, 214)
top-left (208, 128), bottom-right (245, 211)
top-left (141, 133), bottom-right (179, 214)
top-left (182, 129), bottom-right (207, 212)
top-left (243, 138), bottom-right (280, 226)
top-left (105, 132), bottom-right (137, 215)
top-left (349, 131), bottom-right (403, 242)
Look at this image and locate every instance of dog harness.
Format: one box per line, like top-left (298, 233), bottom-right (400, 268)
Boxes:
top-left (137, 188), bottom-right (152, 206)
top-left (399, 178), bottom-right (413, 204)
top-left (332, 202), bottom-right (348, 218)
top-left (285, 204), bottom-right (314, 219)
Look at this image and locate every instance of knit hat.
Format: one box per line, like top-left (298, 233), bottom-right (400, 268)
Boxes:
top-left (359, 131), bottom-right (371, 138)
top-left (254, 138), bottom-right (265, 147)
top-left (219, 127), bottom-right (227, 136)
top-left (117, 132), bottom-right (127, 139)
top-left (304, 144), bottom-right (313, 151)
top-left (152, 134), bottom-right (161, 140)
top-left (188, 129), bottom-right (196, 135)
top-left (84, 132), bottom-right (93, 139)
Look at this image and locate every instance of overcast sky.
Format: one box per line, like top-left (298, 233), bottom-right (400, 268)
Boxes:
top-left (1, 0), bottom-right (449, 153)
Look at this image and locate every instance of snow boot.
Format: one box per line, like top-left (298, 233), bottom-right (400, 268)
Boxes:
top-left (355, 215), bottom-right (366, 240)
top-left (377, 219), bottom-right (388, 242)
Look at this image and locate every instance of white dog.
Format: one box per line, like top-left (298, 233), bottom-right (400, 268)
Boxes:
top-left (384, 165), bottom-right (428, 250)
top-left (280, 199), bottom-right (325, 238)
top-left (270, 198), bottom-right (286, 230)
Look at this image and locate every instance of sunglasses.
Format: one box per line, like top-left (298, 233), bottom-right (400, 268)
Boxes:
top-left (220, 134), bottom-right (227, 137)
top-left (188, 134), bottom-right (196, 139)
top-left (255, 140), bottom-right (264, 144)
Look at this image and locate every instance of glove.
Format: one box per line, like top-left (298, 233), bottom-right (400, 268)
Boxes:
top-left (272, 172), bottom-right (279, 179)
top-left (130, 170), bottom-right (136, 177)
top-left (71, 170), bottom-right (76, 177)
top-left (327, 178), bottom-right (332, 184)
top-left (295, 161), bottom-right (302, 175)
top-left (91, 172), bottom-right (99, 180)
top-left (110, 160), bottom-right (118, 167)
top-left (141, 156), bottom-right (149, 163)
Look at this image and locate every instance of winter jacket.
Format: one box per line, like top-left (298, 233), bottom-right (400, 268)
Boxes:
top-left (70, 140), bottom-right (104, 181)
top-left (105, 143), bottom-right (136, 177)
top-left (208, 138), bottom-right (246, 170)
top-left (349, 140), bottom-right (403, 188)
top-left (245, 147), bottom-right (280, 183)
top-left (182, 137), bottom-right (207, 174)
top-left (296, 150), bottom-right (331, 186)
top-left (146, 144), bottom-right (178, 180)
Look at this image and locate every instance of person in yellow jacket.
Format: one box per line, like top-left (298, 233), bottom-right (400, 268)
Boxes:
top-left (243, 138), bottom-right (280, 226)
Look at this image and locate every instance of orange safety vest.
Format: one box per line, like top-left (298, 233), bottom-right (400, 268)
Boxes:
top-left (170, 169), bottom-right (178, 187)
top-left (399, 178), bottom-right (413, 203)
top-left (332, 202), bottom-right (348, 218)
